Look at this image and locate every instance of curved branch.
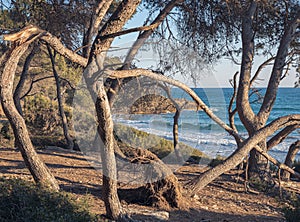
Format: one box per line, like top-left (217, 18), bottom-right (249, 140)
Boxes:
top-left (13, 45), bottom-right (38, 115)
top-left (106, 68), bottom-right (238, 139)
top-left (123, 0), bottom-right (184, 68)
top-left (267, 124), bottom-right (300, 151)
top-left (82, 0), bottom-right (114, 58)
top-left (250, 56), bottom-right (275, 87)
top-left (41, 31), bottom-right (88, 67)
top-left (20, 76), bottom-right (54, 100)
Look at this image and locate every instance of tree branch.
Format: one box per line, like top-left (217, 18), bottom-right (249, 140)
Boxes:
top-left (258, 11), bottom-right (300, 122)
top-left (267, 124), bottom-right (300, 151)
top-left (250, 56), bottom-right (275, 87)
top-left (105, 68), bottom-right (300, 191)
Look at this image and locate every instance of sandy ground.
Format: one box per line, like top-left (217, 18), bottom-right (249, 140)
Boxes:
top-left (1, 146), bottom-right (299, 221)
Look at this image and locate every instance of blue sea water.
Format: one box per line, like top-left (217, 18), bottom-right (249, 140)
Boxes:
top-left (114, 88), bottom-right (300, 162)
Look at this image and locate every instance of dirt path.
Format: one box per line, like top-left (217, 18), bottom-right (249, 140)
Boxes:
top-left (0, 146), bottom-right (297, 221)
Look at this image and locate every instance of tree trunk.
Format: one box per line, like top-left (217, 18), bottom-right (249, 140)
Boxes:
top-left (282, 140), bottom-right (300, 181)
top-left (248, 139), bottom-right (269, 178)
top-left (84, 0), bottom-right (142, 219)
top-left (173, 109), bottom-right (184, 163)
top-left (0, 44), bottom-right (59, 191)
top-left (95, 84), bottom-right (121, 220)
top-left (47, 45), bottom-right (74, 149)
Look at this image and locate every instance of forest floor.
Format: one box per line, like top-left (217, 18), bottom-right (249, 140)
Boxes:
top-left (0, 146), bottom-right (299, 222)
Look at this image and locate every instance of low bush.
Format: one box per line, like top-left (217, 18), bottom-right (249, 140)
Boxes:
top-left (283, 195), bottom-right (300, 222)
top-left (0, 177), bottom-right (98, 222)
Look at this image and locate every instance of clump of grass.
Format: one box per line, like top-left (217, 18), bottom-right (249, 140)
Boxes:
top-left (0, 177), bottom-right (98, 222)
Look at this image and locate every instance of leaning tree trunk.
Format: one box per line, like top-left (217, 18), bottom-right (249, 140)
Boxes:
top-left (47, 45), bottom-right (74, 149)
top-left (191, 115), bottom-right (300, 194)
top-left (0, 41), bottom-right (59, 191)
top-left (282, 140), bottom-right (300, 181)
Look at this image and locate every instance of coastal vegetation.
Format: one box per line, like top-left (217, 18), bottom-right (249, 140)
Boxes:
top-left (0, 0), bottom-right (299, 221)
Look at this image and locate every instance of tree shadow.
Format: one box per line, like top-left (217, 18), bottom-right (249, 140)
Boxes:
top-left (165, 208), bottom-right (285, 222)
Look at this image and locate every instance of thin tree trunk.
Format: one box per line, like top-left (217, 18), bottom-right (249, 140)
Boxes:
top-left (282, 140), bottom-right (300, 181)
top-left (173, 109), bottom-right (184, 163)
top-left (13, 45), bottom-right (38, 116)
top-left (162, 84), bottom-right (184, 163)
top-left (47, 45), bottom-right (74, 149)
top-left (0, 42), bottom-right (59, 191)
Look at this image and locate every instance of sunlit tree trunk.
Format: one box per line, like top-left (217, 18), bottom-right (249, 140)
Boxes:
top-left (0, 37), bottom-right (59, 191)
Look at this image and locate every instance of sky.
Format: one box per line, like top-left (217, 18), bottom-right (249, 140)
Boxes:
top-left (110, 6), bottom-right (298, 88)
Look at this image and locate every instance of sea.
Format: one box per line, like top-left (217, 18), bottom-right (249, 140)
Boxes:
top-left (113, 88), bottom-right (300, 162)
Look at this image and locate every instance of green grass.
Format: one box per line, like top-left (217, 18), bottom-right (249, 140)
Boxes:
top-left (0, 177), bottom-right (99, 222)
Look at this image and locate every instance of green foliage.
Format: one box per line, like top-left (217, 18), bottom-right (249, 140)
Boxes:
top-left (114, 123), bottom-right (207, 161)
top-left (23, 95), bottom-right (62, 136)
top-left (0, 120), bottom-right (13, 140)
top-left (0, 177), bottom-right (97, 222)
top-left (208, 155), bottom-right (224, 167)
top-left (283, 195), bottom-right (300, 222)
top-left (0, 120), bottom-right (14, 147)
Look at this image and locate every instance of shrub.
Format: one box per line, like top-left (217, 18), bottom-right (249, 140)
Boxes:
top-left (0, 177), bottom-right (97, 222)
top-left (283, 195), bottom-right (300, 222)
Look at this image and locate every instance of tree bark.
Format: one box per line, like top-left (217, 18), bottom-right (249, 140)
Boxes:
top-left (282, 140), bottom-right (300, 181)
top-left (95, 84), bottom-right (122, 220)
top-left (84, 0), bottom-right (142, 219)
top-left (47, 45), bottom-right (74, 149)
top-left (0, 43), bottom-right (59, 191)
